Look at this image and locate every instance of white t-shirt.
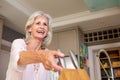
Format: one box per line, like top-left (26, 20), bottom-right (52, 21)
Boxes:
top-left (5, 39), bottom-right (54, 80)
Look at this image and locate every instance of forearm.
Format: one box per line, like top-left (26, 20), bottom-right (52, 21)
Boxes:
top-left (18, 51), bottom-right (41, 65)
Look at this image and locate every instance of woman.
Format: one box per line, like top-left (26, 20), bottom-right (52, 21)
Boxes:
top-left (5, 11), bottom-right (64, 80)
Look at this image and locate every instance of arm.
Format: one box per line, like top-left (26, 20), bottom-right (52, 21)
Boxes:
top-left (17, 51), bottom-right (41, 65)
top-left (18, 50), bottom-right (64, 71)
top-left (10, 39), bottom-right (64, 71)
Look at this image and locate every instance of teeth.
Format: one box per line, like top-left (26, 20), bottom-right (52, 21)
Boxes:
top-left (37, 30), bottom-right (44, 34)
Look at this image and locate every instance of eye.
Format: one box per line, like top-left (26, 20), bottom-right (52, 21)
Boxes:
top-left (36, 22), bottom-right (40, 25)
top-left (43, 23), bottom-right (48, 26)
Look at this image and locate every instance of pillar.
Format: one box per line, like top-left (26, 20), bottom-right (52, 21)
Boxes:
top-left (0, 16), bottom-right (3, 49)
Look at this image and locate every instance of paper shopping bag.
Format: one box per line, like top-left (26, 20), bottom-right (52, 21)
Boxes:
top-left (58, 69), bottom-right (90, 80)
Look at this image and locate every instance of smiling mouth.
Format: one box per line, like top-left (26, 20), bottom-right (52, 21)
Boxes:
top-left (36, 30), bottom-right (45, 34)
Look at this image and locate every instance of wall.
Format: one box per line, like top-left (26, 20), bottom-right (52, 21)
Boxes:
top-left (0, 50), bottom-right (10, 80)
top-left (48, 27), bottom-right (81, 56)
top-left (0, 17), bottom-right (10, 80)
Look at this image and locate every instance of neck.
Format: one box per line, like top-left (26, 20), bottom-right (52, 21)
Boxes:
top-left (27, 38), bottom-right (42, 51)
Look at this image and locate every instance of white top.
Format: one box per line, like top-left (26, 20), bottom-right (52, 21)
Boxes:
top-left (5, 39), bottom-right (54, 80)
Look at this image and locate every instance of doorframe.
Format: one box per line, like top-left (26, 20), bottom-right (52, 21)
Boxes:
top-left (88, 42), bottom-right (120, 80)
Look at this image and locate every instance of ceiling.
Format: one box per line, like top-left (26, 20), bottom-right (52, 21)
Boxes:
top-left (0, 0), bottom-right (120, 35)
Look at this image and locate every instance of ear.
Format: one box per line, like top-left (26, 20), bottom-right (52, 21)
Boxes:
top-left (28, 27), bottom-right (32, 33)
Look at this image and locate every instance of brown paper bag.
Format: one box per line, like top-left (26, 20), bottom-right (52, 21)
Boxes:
top-left (58, 69), bottom-right (90, 80)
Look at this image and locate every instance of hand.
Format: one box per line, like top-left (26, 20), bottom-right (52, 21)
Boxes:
top-left (38, 50), bottom-right (64, 72)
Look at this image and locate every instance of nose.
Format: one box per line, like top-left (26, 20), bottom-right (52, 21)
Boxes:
top-left (39, 24), bottom-right (44, 29)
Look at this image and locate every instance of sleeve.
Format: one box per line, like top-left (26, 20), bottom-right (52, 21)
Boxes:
top-left (9, 39), bottom-right (26, 72)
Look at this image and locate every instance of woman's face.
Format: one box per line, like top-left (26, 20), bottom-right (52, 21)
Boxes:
top-left (29, 16), bottom-right (49, 40)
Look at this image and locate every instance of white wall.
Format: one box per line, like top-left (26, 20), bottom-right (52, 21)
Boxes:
top-left (0, 50), bottom-right (10, 80)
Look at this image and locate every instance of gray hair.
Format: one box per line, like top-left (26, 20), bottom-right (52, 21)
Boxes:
top-left (25, 11), bottom-right (53, 48)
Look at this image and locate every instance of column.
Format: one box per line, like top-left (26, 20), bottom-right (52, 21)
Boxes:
top-left (0, 16), bottom-right (3, 49)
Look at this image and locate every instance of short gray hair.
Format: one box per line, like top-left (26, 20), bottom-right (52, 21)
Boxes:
top-left (25, 11), bottom-right (53, 48)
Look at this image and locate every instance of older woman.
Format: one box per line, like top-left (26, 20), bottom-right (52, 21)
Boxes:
top-left (5, 11), bottom-right (64, 80)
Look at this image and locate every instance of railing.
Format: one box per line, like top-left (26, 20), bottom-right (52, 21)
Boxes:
top-left (97, 49), bottom-right (114, 80)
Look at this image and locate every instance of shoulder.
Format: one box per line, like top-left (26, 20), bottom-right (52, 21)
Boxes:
top-left (10, 39), bottom-right (26, 51)
top-left (12, 39), bottom-right (26, 46)
top-left (13, 39), bottom-right (25, 43)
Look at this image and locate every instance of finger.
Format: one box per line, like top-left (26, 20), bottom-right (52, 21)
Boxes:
top-left (52, 63), bottom-right (63, 71)
top-left (51, 51), bottom-right (64, 57)
top-left (43, 61), bottom-right (52, 70)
